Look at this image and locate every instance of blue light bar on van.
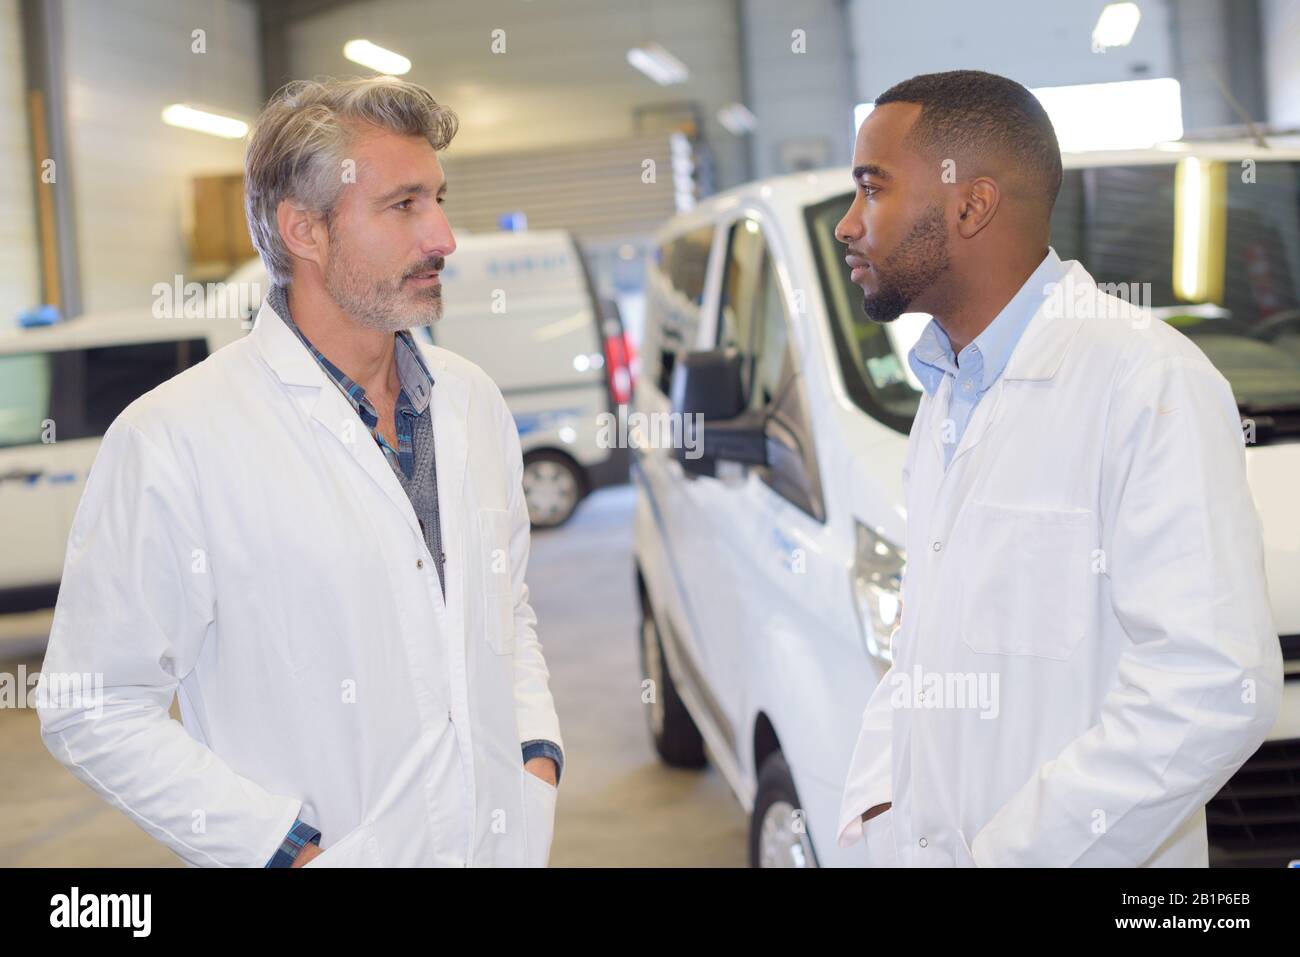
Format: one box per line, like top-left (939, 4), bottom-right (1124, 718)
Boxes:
top-left (498, 211), bottom-right (528, 232)
top-left (18, 305), bottom-right (62, 327)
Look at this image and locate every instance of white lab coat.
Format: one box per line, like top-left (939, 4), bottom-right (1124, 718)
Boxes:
top-left (37, 298), bottom-right (562, 867)
top-left (838, 260), bottom-right (1283, 867)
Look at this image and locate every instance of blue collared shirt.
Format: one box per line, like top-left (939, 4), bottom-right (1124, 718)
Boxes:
top-left (907, 248), bottom-right (1066, 468)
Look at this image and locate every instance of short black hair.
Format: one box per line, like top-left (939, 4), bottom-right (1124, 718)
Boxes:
top-left (874, 70), bottom-right (1062, 208)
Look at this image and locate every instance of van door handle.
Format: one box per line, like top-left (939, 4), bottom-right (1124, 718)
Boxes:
top-left (0, 468), bottom-right (44, 484)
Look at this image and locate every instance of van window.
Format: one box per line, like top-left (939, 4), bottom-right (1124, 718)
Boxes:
top-left (663, 227), bottom-right (713, 305)
top-left (808, 158), bottom-right (1300, 436)
top-left (717, 219), bottom-right (767, 400)
top-left (648, 225), bottom-right (714, 396)
top-left (58, 338), bottom-right (210, 440)
top-left (0, 354), bottom-right (52, 448)
top-left (716, 218), bottom-right (824, 519)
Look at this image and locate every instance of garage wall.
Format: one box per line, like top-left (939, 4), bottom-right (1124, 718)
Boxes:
top-left (847, 0), bottom-right (1174, 100)
top-left (281, 0), bottom-right (749, 186)
top-left (1262, 0), bottom-right (1300, 127)
top-left (742, 0), bottom-right (856, 178)
top-left (0, 0), bottom-right (39, 327)
top-left (61, 0), bottom-right (262, 314)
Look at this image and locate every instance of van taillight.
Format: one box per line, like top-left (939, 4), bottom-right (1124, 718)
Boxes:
top-left (602, 320), bottom-right (633, 405)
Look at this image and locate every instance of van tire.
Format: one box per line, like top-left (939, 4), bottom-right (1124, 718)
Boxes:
top-left (522, 451), bottom-right (586, 528)
top-left (638, 601), bottom-right (707, 769)
top-left (749, 751), bottom-right (819, 868)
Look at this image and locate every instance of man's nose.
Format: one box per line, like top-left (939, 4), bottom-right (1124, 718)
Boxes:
top-left (423, 207), bottom-right (457, 258)
top-left (834, 199), bottom-right (861, 245)
top-left (834, 213), bottom-right (857, 245)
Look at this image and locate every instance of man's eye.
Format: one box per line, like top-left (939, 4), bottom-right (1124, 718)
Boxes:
top-left (436, 196), bottom-right (445, 206)
top-left (860, 184), bottom-right (878, 197)
top-left (394, 199), bottom-right (414, 210)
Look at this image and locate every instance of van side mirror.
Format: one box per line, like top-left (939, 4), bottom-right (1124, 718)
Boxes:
top-left (671, 348), bottom-right (768, 477)
top-left (671, 348), bottom-right (745, 420)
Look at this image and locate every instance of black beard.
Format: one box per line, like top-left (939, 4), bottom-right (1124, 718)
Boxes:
top-left (859, 204), bottom-right (950, 324)
top-left (862, 285), bottom-right (911, 324)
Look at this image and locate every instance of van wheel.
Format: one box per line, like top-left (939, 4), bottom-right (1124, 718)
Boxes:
top-left (750, 752), bottom-right (819, 868)
top-left (639, 602), bottom-right (707, 768)
top-left (522, 451), bottom-right (584, 528)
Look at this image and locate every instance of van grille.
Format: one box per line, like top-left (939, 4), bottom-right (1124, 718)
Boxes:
top-left (1208, 738), bottom-right (1300, 867)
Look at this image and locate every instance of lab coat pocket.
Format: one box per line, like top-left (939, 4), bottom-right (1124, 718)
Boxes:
top-left (520, 767), bottom-right (558, 868)
top-left (301, 821), bottom-right (383, 868)
top-left (959, 500), bottom-right (1094, 660)
top-left (862, 809), bottom-right (899, 868)
top-left (478, 508), bottom-right (515, 655)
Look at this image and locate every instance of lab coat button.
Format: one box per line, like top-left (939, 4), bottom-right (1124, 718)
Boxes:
top-left (919, 837), bottom-right (928, 848)
top-left (932, 541), bottom-right (942, 552)
top-left (417, 558), bottom-right (424, 569)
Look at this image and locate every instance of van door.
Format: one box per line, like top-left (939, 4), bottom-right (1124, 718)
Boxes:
top-left (691, 216), bottom-right (829, 748)
top-left (634, 224), bottom-right (726, 733)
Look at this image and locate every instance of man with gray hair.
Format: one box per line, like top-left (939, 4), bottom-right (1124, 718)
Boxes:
top-left (37, 76), bottom-right (563, 867)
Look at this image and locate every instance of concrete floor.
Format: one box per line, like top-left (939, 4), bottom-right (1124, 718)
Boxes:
top-left (0, 484), bottom-right (747, 867)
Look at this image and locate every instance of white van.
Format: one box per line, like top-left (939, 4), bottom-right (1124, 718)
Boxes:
top-left (227, 229), bottom-right (631, 527)
top-left (0, 311), bottom-right (246, 614)
top-left (632, 145), bottom-right (1300, 867)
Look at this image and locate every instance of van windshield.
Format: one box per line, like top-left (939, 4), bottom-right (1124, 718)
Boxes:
top-left (805, 158), bottom-right (1300, 436)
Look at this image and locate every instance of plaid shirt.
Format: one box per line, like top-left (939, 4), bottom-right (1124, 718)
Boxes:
top-left (263, 287), bottom-right (562, 866)
top-left (268, 285), bottom-right (429, 482)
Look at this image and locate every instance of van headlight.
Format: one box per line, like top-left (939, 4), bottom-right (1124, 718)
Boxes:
top-left (851, 520), bottom-right (905, 664)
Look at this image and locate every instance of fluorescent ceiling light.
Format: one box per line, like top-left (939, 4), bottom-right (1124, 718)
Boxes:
top-left (1093, 2), bottom-right (1142, 50)
top-left (161, 104), bottom-right (248, 139)
top-left (343, 39), bottom-right (411, 75)
top-left (627, 43), bottom-right (689, 85)
top-left (716, 103), bottom-right (757, 135)
top-left (854, 76), bottom-right (1181, 153)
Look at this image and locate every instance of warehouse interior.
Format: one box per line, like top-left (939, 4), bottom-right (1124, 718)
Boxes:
top-left (1, 0), bottom-right (1299, 872)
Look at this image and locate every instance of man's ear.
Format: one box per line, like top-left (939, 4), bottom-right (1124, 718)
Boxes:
top-left (276, 199), bottom-right (330, 273)
top-left (955, 177), bottom-right (999, 238)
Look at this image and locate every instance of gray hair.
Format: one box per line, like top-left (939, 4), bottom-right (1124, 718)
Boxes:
top-left (244, 76), bottom-right (459, 286)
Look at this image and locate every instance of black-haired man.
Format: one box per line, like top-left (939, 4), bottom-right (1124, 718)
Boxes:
top-left (836, 70), bottom-right (1279, 867)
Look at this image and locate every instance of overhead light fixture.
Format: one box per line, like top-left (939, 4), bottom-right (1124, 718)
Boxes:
top-left (626, 42), bottom-right (689, 85)
top-left (1092, 2), bottom-right (1142, 50)
top-left (343, 39), bottom-right (411, 75)
top-left (716, 103), bottom-right (757, 135)
top-left (161, 104), bottom-right (248, 139)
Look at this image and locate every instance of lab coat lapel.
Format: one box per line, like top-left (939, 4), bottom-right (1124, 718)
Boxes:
top-left (425, 352), bottom-right (470, 622)
top-left (947, 378), bottom-right (1005, 470)
top-left (944, 260), bottom-right (1093, 470)
top-left (427, 354), bottom-right (469, 518)
top-left (309, 383), bottom-right (426, 542)
top-left (249, 299), bottom-right (425, 543)
top-left (925, 380), bottom-right (950, 469)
